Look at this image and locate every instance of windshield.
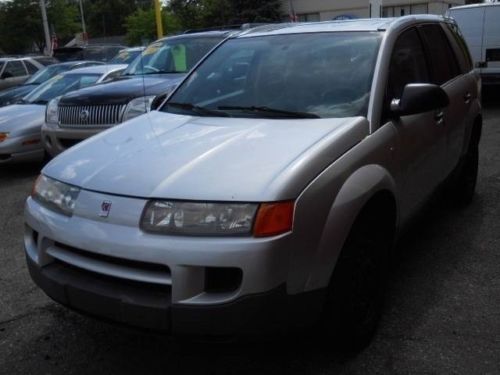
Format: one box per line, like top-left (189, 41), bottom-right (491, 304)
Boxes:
top-left (0, 62), bottom-right (4, 72)
top-left (25, 64), bottom-right (72, 85)
top-left (110, 49), bottom-right (143, 64)
top-left (124, 36), bottom-right (224, 76)
top-left (164, 32), bottom-right (382, 119)
top-left (23, 73), bottom-right (100, 104)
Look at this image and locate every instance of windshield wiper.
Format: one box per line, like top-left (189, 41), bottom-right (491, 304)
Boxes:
top-left (30, 100), bottom-right (48, 105)
top-left (218, 105), bottom-right (320, 119)
top-left (166, 102), bottom-right (231, 117)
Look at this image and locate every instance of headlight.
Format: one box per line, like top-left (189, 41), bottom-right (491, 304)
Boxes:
top-left (32, 175), bottom-right (80, 216)
top-left (141, 201), bottom-right (258, 236)
top-left (122, 96), bottom-right (156, 122)
top-left (0, 132), bottom-right (8, 143)
top-left (46, 98), bottom-right (60, 125)
top-left (141, 200), bottom-right (295, 237)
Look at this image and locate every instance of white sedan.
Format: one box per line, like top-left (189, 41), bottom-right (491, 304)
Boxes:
top-left (0, 64), bottom-right (126, 164)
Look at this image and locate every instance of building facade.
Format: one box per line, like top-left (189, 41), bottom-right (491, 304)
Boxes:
top-left (283, 0), bottom-right (466, 21)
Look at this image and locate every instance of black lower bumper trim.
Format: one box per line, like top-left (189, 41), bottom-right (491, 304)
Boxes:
top-left (27, 257), bottom-right (171, 331)
top-left (27, 256), bottom-right (327, 336)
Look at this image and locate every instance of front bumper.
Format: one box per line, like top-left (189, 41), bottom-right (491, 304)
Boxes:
top-left (42, 124), bottom-right (109, 157)
top-left (0, 132), bottom-right (44, 164)
top-left (24, 195), bottom-right (325, 336)
top-left (26, 256), bottom-right (324, 336)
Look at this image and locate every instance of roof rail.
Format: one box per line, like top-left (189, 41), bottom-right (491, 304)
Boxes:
top-left (183, 23), bottom-right (270, 34)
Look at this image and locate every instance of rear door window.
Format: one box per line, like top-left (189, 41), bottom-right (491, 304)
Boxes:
top-left (25, 61), bottom-right (40, 74)
top-left (443, 23), bottom-right (473, 73)
top-left (4, 61), bottom-right (28, 77)
top-left (418, 24), bottom-right (461, 85)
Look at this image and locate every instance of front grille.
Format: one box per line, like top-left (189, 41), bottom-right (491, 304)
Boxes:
top-left (58, 104), bottom-right (126, 128)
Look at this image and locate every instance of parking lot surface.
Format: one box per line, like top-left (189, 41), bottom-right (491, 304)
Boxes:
top-left (1, 90), bottom-right (500, 374)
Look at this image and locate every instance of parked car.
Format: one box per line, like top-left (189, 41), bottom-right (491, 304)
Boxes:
top-left (109, 47), bottom-right (146, 65)
top-left (0, 57), bottom-right (48, 90)
top-left (28, 55), bottom-right (60, 66)
top-left (42, 30), bottom-right (235, 157)
top-left (0, 61), bottom-right (104, 107)
top-left (447, 3), bottom-right (500, 86)
top-left (0, 64), bottom-right (126, 164)
top-left (25, 16), bottom-right (481, 348)
top-left (53, 45), bottom-right (127, 63)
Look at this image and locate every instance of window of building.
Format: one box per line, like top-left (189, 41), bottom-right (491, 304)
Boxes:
top-left (297, 13), bottom-right (320, 22)
top-left (382, 3), bottom-right (429, 17)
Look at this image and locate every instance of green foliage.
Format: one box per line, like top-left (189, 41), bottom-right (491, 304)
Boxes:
top-left (0, 0), bottom-right (283, 54)
top-left (0, 0), bottom-right (80, 54)
top-left (85, 0), bottom-right (137, 37)
top-left (125, 7), bottom-right (182, 46)
top-left (166, 0), bottom-right (283, 30)
top-left (167, 0), bottom-right (204, 30)
top-left (228, 0), bottom-right (283, 24)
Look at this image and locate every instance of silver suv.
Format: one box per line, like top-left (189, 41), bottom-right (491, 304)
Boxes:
top-left (25, 16), bottom-right (481, 349)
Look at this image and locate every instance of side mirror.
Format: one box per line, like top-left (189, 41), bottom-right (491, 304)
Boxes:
top-left (390, 83), bottom-right (449, 117)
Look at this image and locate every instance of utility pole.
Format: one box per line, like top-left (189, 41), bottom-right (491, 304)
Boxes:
top-left (78, 0), bottom-right (87, 43)
top-left (369, 0), bottom-right (382, 17)
top-left (39, 0), bottom-right (52, 55)
top-left (154, 0), bottom-right (164, 39)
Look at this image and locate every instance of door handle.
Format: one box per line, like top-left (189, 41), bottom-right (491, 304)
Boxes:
top-left (464, 92), bottom-right (472, 104)
top-left (434, 110), bottom-right (445, 125)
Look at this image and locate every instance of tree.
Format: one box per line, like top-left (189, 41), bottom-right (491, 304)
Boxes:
top-left (0, 0), bottom-right (80, 54)
top-left (125, 7), bottom-right (182, 45)
top-left (228, 0), bottom-right (282, 24)
top-left (85, 0), bottom-right (137, 37)
top-left (167, 0), bottom-right (204, 30)
top-left (166, 0), bottom-right (282, 31)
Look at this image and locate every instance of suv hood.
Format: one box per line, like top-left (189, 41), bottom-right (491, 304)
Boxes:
top-left (59, 75), bottom-right (185, 106)
top-left (44, 111), bottom-right (368, 201)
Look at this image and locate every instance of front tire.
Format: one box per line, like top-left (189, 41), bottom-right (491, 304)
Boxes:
top-left (322, 206), bottom-right (392, 352)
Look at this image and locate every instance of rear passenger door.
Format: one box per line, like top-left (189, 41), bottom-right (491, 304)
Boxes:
top-left (385, 28), bottom-right (446, 217)
top-left (418, 23), bottom-right (472, 175)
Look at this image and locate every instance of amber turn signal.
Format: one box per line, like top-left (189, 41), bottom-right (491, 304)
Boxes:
top-left (253, 201), bottom-right (294, 237)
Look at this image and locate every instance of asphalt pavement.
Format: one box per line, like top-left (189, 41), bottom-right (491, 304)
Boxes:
top-left (1, 90), bottom-right (500, 374)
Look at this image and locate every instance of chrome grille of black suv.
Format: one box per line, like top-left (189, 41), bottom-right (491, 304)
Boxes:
top-left (58, 104), bottom-right (126, 127)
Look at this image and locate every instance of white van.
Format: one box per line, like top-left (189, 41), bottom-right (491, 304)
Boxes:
top-left (447, 3), bottom-right (500, 85)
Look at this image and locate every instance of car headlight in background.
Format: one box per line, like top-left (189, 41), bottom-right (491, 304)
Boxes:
top-left (0, 132), bottom-right (8, 143)
top-left (141, 200), bottom-right (294, 237)
top-left (32, 175), bottom-right (80, 216)
top-left (45, 98), bottom-right (60, 125)
top-left (122, 96), bottom-right (156, 122)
